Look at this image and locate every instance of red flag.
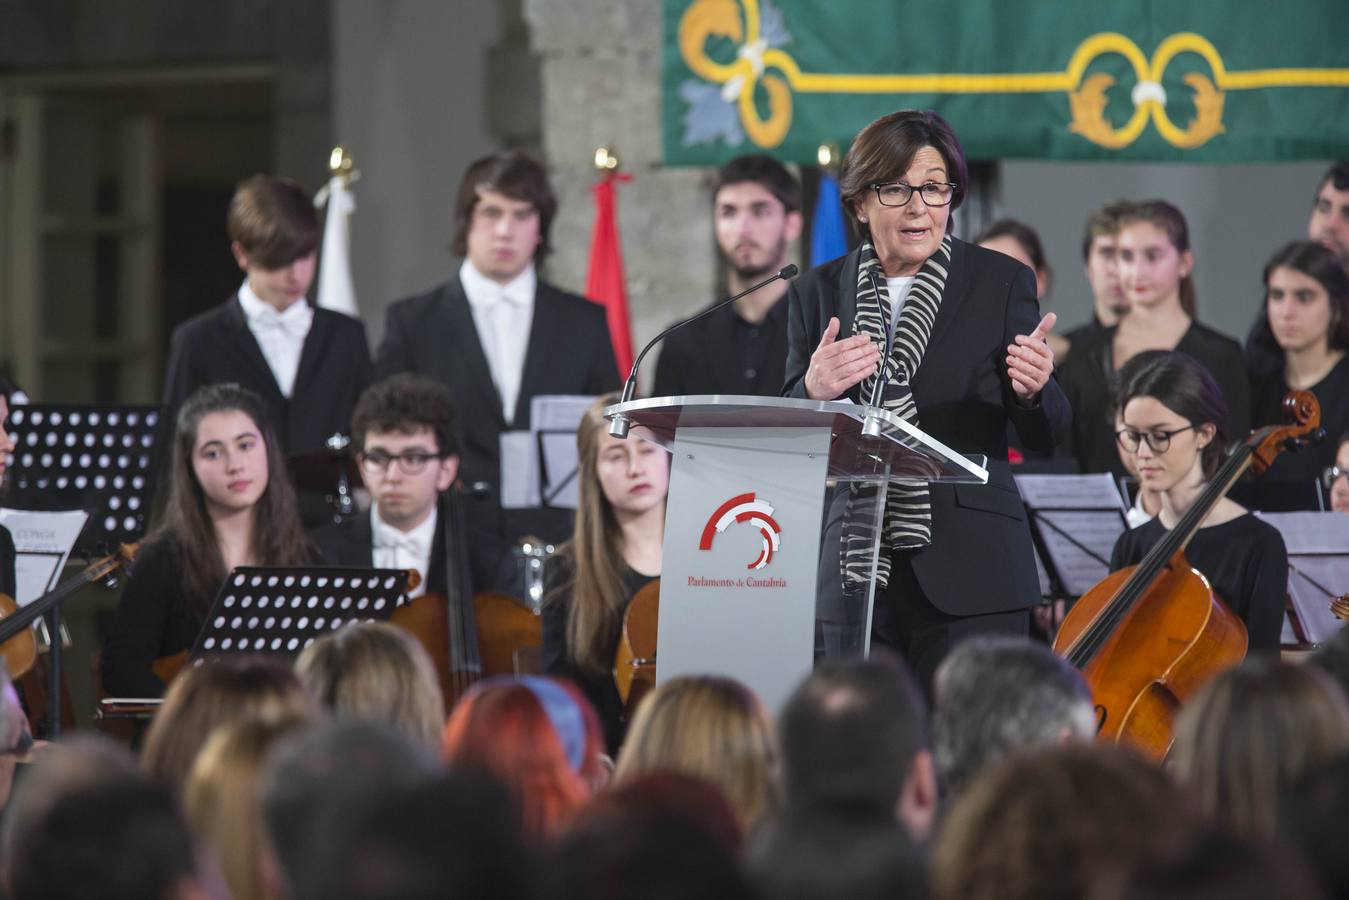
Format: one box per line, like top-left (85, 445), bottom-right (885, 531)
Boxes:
top-left (585, 172), bottom-right (635, 377)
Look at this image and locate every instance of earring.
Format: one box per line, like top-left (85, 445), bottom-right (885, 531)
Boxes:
top-left (858, 215), bottom-right (868, 224)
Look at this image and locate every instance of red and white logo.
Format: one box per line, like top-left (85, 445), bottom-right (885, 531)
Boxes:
top-left (699, 492), bottom-right (782, 570)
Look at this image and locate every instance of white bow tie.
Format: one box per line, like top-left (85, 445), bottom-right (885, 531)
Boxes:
top-left (251, 303), bottom-right (312, 339)
top-left (374, 532), bottom-right (427, 558)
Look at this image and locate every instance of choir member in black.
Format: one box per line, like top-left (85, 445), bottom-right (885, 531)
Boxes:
top-left (1109, 351), bottom-right (1288, 653)
top-left (977, 219), bottom-right (1061, 360)
top-left (1059, 199), bottom-right (1134, 363)
top-left (543, 395), bottom-right (667, 753)
top-left (313, 375), bottom-right (460, 598)
top-left (653, 154), bottom-right (802, 397)
top-left (1059, 201), bottom-right (1249, 478)
top-left (102, 384), bottom-right (314, 696)
top-left (1246, 241), bottom-right (1349, 511)
top-left (162, 174), bottom-right (372, 457)
top-left (374, 152), bottom-right (619, 592)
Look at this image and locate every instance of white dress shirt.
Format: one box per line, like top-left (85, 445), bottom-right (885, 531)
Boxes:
top-left (460, 260), bottom-right (536, 423)
top-left (370, 505), bottom-right (437, 599)
top-left (237, 280), bottom-right (313, 398)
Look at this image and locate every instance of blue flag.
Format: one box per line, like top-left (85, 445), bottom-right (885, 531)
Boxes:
top-left (810, 171), bottom-right (847, 266)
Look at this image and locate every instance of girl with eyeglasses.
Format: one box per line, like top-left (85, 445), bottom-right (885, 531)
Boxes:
top-left (1108, 351), bottom-right (1288, 652)
top-left (1246, 241), bottom-right (1349, 511)
top-left (1059, 201), bottom-right (1249, 478)
top-left (1329, 432), bottom-right (1349, 515)
top-left (103, 383), bottom-right (314, 697)
top-left (542, 393), bottom-right (669, 754)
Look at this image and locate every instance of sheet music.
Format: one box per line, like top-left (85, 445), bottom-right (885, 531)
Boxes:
top-left (1015, 474), bottom-right (1129, 598)
top-left (0, 508), bottom-right (90, 605)
top-left (1255, 511), bottom-right (1349, 553)
top-left (1014, 474), bottom-right (1128, 511)
top-left (1257, 512), bottom-right (1349, 645)
top-left (499, 396), bottom-right (596, 510)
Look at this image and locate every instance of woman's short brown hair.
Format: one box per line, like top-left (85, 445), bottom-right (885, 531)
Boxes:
top-left (450, 152), bottom-right (557, 263)
top-left (838, 109), bottom-right (968, 239)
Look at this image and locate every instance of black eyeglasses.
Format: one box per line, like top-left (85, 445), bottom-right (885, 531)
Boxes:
top-left (1322, 465), bottom-right (1349, 490)
top-left (870, 181), bottom-right (958, 208)
top-left (357, 449), bottom-right (445, 476)
top-left (1114, 425), bottom-right (1198, 454)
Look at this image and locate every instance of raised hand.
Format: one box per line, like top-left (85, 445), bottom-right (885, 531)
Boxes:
top-left (804, 317), bottom-right (882, 401)
top-left (1007, 312), bottom-right (1056, 403)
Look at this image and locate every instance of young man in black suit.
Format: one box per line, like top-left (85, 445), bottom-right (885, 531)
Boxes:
top-left (313, 375), bottom-right (460, 597)
top-left (162, 175), bottom-right (373, 457)
top-left (374, 152), bottom-right (619, 591)
top-left (653, 154), bottom-right (803, 398)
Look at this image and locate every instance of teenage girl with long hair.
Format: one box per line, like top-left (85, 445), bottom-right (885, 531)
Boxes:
top-left (103, 383), bottom-right (313, 696)
top-left (542, 393), bottom-right (669, 753)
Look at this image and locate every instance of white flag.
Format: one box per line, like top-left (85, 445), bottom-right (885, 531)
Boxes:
top-left (314, 175), bottom-right (359, 317)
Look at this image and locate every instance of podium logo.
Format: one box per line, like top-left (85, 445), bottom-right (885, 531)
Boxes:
top-left (699, 492), bottom-right (782, 570)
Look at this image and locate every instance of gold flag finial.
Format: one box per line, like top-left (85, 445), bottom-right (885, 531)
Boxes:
top-left (328, 146), bottom-right (356, 177)
top-left (817, 142), bottom-right (840, 170)
top-left (593, 146), bottom-right (621, 171)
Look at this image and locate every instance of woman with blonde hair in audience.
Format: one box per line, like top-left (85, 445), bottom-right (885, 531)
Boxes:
top-left (184, 714), bottom-right (311, 900)
top-left (141, 655), bottom-right (318, 791)
top-left (296, 621), bottom-right (445, 749)
top-left (613, 674), bottom-right (779, 837)
top-left (1172, 656), bottom-right (1349, 839)
top-left (442, 676), bottom-right (607, 842)
top-left (543, 392), bottom-right (668, 753)
top-left (1059, 200), bottom-right (1249, 477)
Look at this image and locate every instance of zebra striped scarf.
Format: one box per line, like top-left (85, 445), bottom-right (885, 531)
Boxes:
top-left (842, 236), bottom-right (952, 589)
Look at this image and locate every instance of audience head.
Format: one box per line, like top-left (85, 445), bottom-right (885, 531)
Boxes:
top-left (1280, 754), bottom-right (1349, 900)
top-left (749, 807), bottom-right (928, 900)
top-left (161, 382), bottom-right (310, 618)
top-left (184, 715), bottom-right (311, 900)
top-left (1309, 621), bottom-right (1349, 697)
top-left (349, 374), bottom-right (460, 531)
top-left (226, 174), bottom-right (318, 308)
top-left (614, 674), bottom-right (779, 836)
top-left (577, 770), bottom-right (745, 853)
top-left (978, 218), bottom-right (1052, 299)
top-left (778, 653), bottom-right (933, 835)
top-left (541, 776), bottom-right (756, 900)
top-left (1082, 199), bottom-right (1136, 324)
top-left (1172, 656), bottom-right (1349, 839)
top-left (452, 151), bottom-right (556, 278)
top-left (1100, 827), bottom-right (1325, 900)
top-left (712, 153), bottom-right (803, 281)
top-left (933, 636), bottom-right (1095, 798)
top-left (1309, 161), bottom-right (1349, 266)
top-left (441, 676), bottom-right (603, 840)
top-left (3, 736), bottom-right (224, 900)
top-left (297, 771), bottom-right (533, 900)
top-left (141, 655), bottom-right (317, 790)
top-left (1249, 240), bottom-right (1349, 363)
top-left (1113, 350), bottom-right (1229, 484)
top-left (557, 393), bottom-right (668, 677)
top-left (932, 744), bottom-right (1187, 900)
top-left (261, 718), bottom-right (442, 898)
top-left (1117, 199), bottom-right (1197, 318)
top-left (296, 621), bottom-right (445, 747)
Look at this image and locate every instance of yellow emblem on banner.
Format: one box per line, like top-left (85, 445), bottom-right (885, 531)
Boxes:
top-left (679, 0), bottom-right (1349, 150)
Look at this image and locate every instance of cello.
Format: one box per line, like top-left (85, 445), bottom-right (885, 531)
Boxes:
top-left (1054, 390), bottom-right (1321, 759)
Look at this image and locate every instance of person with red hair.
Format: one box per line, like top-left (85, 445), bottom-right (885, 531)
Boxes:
top-left (441, 677), bottom-right (607, 841)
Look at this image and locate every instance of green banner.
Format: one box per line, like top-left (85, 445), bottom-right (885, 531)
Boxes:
top-left (663, 0), bottom-right (1349, 164)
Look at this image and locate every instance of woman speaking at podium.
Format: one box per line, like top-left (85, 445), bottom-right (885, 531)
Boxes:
top-left (782, 110), bottom-right (1071, 690)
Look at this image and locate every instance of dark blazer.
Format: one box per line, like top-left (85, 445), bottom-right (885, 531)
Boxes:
top-left (653, 297), bottom-right (789, 398)
top-left (0, 524), bottom-right (14, 600)
top-left (373, 276), bottom-right (620, 588)
top-left (162, 296), bottom-right (373, 456)
top-left (311, 511), bottom-right (449, 596)
top-left (783, 239), bottom-right (1072, 617)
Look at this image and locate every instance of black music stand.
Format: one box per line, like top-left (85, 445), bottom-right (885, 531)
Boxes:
top-left (2, 403), bottom-right (168, 554)
top-left (183, 566), bottom-right (412, 668)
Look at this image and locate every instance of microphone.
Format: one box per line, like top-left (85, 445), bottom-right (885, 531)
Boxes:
top-left (864, 267), bottom-right (893, 410)
top-left (608, 264), bottom-right (799, 438)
